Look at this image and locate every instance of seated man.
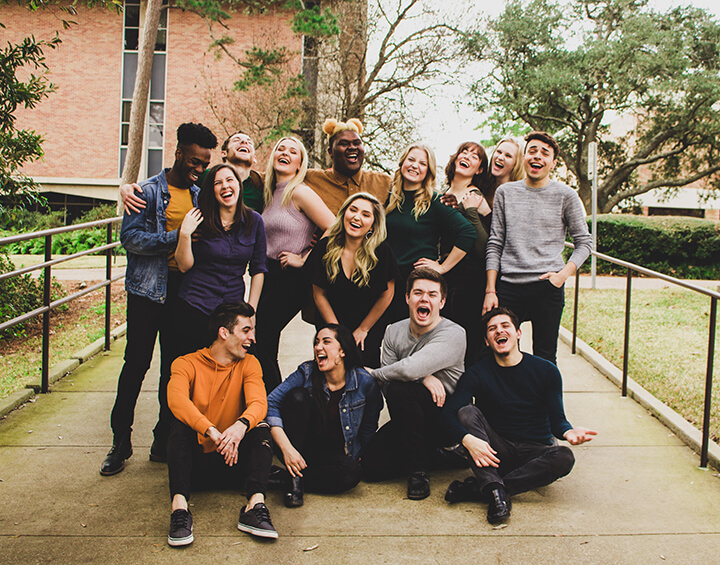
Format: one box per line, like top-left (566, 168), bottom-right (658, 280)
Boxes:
top-left (441, 307), bottom-right (597, 524)
top-left (362, 267), bottom-right (466, 500)
top-left (165, 302), bottom-right (277, 546)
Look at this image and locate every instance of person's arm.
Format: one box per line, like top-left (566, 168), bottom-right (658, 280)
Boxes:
top-left (483, 269), bottom-right (499, 314)
top-left (356, 371), bottom-right (384, 453)
top-left (439, 366), bottom-right (480, 444)
top-left (246, 213), bottom-right (267, 308)
top-left (175, 208), bottom-right (203, 273)
top-left (292, 184), bottom-right (335, 233)
top-left (544, 363), bottom-right (575, 441)
top-left (119, 183), bottom-right (146, 214)
top-left (414, 200), bottom-right (475, 274)
top-left (563, 427), bottom-right (597, 445)
top-left (354, 281), bottom-right (394, 350)
top-left (313, 285), bottom-right (339, 324)
top-left (119, 187), bottom-right (180, 256)
top-left (270, 426), bottom-right (307, 477)
top-left (247, 273), bottom-right (264, 311)
top-left (266, 362), bottom-right (311, 428)
top-left (167, 357), bottom-right (214, 437)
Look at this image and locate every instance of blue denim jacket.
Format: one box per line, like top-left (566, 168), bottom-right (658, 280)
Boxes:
top-left (120, 169), bottom-right (200, 303)
top-left (267, 361), bottom-right (383, 460)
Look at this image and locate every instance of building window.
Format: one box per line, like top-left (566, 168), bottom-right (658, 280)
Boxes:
top-left (119, 0), bottom-right (168, 178)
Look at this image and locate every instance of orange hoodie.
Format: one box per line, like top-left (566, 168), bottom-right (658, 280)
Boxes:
top-left (168, 348), bottom-right (267, 453)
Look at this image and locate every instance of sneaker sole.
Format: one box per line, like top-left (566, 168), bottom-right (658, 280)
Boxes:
top-left (407, 490), bottom-right (430, 500)
top-left (168, 533), bottom-right (194, 547)
top-left (237, 522), bottom-right (279, 539)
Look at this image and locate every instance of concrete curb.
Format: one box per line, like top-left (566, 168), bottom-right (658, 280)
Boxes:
top-left (559, 326), bottom-right (720, 470)
top-left (0, 323), bottom-right (128, 414)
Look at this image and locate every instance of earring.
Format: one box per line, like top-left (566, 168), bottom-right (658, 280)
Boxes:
top-left (365, 230), bottom-right (373, 240)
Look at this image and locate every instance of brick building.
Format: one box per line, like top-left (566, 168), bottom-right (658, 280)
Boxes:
top-left (5, 1), bottom-right (302, 215)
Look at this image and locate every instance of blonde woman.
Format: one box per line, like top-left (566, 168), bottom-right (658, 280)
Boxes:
top-left (255, 137), bottom-right (335, 391)
top-left (306, 193), bottom-right (399, 367)
top-left (384, 143), bottom-right (476, 322)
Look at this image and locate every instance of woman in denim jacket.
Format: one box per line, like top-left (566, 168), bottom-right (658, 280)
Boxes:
top-left (267, 324), bottom-right (383, 508)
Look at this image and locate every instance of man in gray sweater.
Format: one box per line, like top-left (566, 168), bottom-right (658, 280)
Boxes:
top-left (361, 267), bottom-right (466, 500)
top-left (483, 131), bottom-right (591, 364)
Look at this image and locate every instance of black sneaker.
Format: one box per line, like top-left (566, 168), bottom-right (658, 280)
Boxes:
top-left (237, 502), bottom-right (278, 539)
top-left (168, 509), bottom-right (193, 547)
top-left (99, 437), bottom-right (132, 476)
top-left (407, 471), bottom-right (430, 500)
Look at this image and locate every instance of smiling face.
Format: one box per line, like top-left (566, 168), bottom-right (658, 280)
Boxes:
top-left (406, 278), bottom-right (445, 334)
top-left (273, 138), bottom-right (303, 179)
top-left (330, 130), bottom-right (365, 177)
top-left (400, 148), bottom-right (429, 189)
top-left (343, 197), bottom-right (375, 240)
top-left (223, 132), bottom-right (255, 166)
top-left (523, 139), bottom-right (557, 187)
top-left (174, 143), bottom-right (212, 188)
top-left (454, 147), bottom-right (484, 179)
top-left (223, 315), bottom-right (255, 361)
top-left (485, 314), bottom-right (521, 357)
top-left (314, 327), bottom-right (345, 373)
top-left (213, 166), bottom-right (240, 209)
top-left (490, 141), bottom-right (519, 181)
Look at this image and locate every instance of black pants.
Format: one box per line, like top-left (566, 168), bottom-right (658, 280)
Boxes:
top-left (255, 259), bottom-right (311, 392)
top-left (457, 405), bottom-right (575, 495)
top-left (361, 380), bottom-right (445, 481)
top-left (443, 270), bottom-right (488, 367)
top-left (279, 387), bottom-right (361, 494)
top-left (497, 279), bottom-right (565, 365)
top-left (167, 418), bottom-right (273, 501)
top-left (110, 271), bottom-right (181, 445)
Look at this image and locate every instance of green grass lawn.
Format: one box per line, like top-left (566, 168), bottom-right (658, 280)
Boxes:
top-left (563, 285), bottom-right (720, 443)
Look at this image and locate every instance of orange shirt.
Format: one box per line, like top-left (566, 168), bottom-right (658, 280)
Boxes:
top-left (165, 183), bottom-right (193, 270)
top-left (305, 168), bottom-right (391, 214)
top-left (168, 348), bottom-right (267, 453)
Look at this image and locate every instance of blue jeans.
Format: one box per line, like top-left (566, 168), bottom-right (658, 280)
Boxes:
top-left (497, 279), bottom-right (565, 365)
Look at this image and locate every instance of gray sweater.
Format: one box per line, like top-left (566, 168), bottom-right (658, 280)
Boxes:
top-left (485, 179), bottom-right (592, 284)
top-left (372, 318), bottom-right (465, 394)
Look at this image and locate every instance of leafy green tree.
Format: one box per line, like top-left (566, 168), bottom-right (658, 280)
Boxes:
top-left (0, 0), bottom-right (120, 210)
top-left (465, 0), bottom-right (720, 212)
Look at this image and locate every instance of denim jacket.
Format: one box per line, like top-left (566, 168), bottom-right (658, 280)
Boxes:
top-left (267, 361), bottom-right (383, 460)
top-left (120, 169), bottom-right (200, 303)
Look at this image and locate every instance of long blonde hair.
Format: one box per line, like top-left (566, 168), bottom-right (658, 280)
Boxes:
top-left (263, 136), bottom-right (309, 208)
top-left (322, 192), bottom-right (387, 288)
top-left (490, 137), bottom-right (525, 184)
top-left (386, 143), bottom-right (436, 220)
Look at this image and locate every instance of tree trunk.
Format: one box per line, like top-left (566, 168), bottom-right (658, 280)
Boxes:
top-left (120, 0), bottom-right (162, 188)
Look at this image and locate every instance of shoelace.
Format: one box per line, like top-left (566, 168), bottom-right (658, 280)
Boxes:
top-left (170, 510), bottom-right (191, 530)
top-left (251, 504), bottom-right (273, 526)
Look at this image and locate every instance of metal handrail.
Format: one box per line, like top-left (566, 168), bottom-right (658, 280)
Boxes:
top-left (566, 242), bottom-right (717, 468)
top-left (0, 217), bottom-right (124, 393)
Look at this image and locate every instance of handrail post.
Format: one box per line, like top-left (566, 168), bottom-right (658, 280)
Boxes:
top-left (572, 267), bottom-right (580, 354)
top-left (700, 296), bottom-right (716, 468)
top-left (622, 267), bottom-right (632, 397)
top-left (41, 235), bottom-right (52, 393)
top-left (105, 223), bottom-right (112, 351)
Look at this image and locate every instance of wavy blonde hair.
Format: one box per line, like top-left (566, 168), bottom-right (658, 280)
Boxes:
top-left (490, 137), bottom-right (525, 183)
top-left (322, 192), bottom-right (387, 288)
top-left (386, 143), bottom-right (436, 220)
top-left (263, 136), bottom-right (309, 208)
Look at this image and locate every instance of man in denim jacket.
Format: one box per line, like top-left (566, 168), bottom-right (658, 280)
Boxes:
top-left (100, 123), bottom-right (217, 476)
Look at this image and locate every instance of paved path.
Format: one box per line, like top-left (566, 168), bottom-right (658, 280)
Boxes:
top-left (1, 316), bottom-right (720, 564)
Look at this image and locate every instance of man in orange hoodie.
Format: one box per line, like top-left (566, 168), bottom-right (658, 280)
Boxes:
top-left (165, 302), bottom-right (277, 546)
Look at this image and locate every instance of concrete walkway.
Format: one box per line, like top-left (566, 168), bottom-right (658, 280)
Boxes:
top-left (1, 316), bottom-right (720, 564)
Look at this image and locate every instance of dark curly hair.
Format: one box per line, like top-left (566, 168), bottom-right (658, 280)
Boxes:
top-left (177, 122), bottom-right (218, 150)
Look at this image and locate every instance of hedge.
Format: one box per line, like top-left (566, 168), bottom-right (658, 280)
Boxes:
top-left (570, 214), bottom-right (720, 279)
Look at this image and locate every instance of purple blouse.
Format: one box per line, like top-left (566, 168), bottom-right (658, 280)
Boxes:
top-left (178, 210), bottom-right (268, 315)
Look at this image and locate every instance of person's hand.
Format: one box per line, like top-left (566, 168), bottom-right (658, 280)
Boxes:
top-left (462, 434), bottom-right (500, 468)
top-left (353, 327), bottom-right (369, 351)
top-left (564, 427), bottom-right (597, 445)
top-left (120, 183), bottom-right (146, 214)
top-left (423, 375), bottom-right (446, 407)
top-left (205, 426), bottom-right (222, 447)
top-left (217, 420), bottom-right (248, 466)
top-left (539, 271), bottom-right (567, 288)
top-left (278, 251), bottom-right (305, 269)
top-left (439, 192), bottom-right (459, 208)
top-left (180, 208), bottom-right (203, 237)
top-left (463, 190), bottom-right (491, 216)
top-left (281, 444), bottom-right (307, 477)
top-left (482, 291), bottom-right (498, 314)
top-left (414, 257), bottom-right (444, 274)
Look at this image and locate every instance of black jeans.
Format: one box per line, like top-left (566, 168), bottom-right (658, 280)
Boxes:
top-left (443, 270), bottom-right (488, 367)
top-left (167, 418), bottom-right (273, 501)
top-left (255, 259), bottom-right (311, 392)
top-left (361, 380), bottom-right (445, 481)
top-left (497, 279), bottom-right (565, 365)
top-left (457, 405), bottom-right (575, 495)
top-left (110, 271), bottom-right (181, 445)
top-left (279, 387), bottom-right (361, 494)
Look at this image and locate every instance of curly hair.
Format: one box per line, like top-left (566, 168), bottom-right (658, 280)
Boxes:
top-left (176, 122), bottom-right (218, 150)
top-left (386, 143), bottom-right (436, 220)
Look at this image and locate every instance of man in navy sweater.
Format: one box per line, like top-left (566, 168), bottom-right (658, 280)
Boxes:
top-left (441, 307), bottom-right (596, 524)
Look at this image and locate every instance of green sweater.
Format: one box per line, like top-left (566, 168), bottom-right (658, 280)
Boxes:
top-left (385, 192), bottom-right (477, 269)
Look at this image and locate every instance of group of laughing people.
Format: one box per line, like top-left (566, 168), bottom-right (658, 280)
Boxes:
top-left (101, 117), bottom-right (597, 547)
